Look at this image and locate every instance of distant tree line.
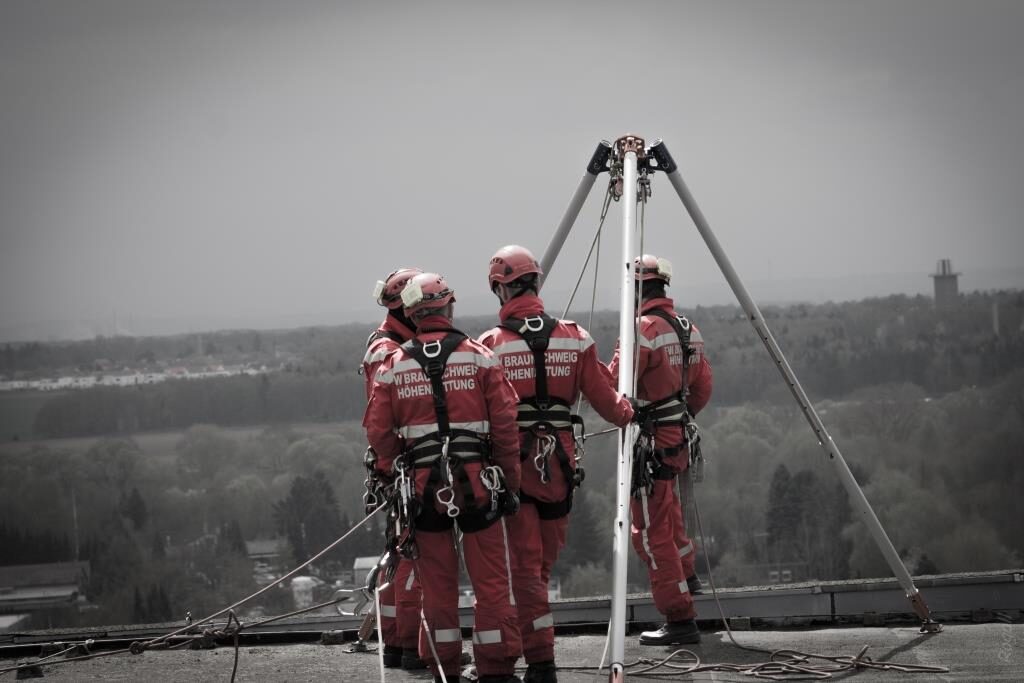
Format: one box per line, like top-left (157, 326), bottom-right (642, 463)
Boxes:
top-left (0, 524), bottom-right (71, 565)
top-left (12, 291), bottom-right (1024, 440)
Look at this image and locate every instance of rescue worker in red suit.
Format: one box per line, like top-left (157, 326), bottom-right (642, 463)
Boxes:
top-left (478, 246), bottom-right (633, 683)
top-left (364, 272), bottom-right (524, 683)
top-left (360, 268), bottom-right (427, 670)
top-left (609, 254), bottom-right (712, 646)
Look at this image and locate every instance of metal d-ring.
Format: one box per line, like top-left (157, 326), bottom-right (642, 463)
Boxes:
top-left (422, 340), bottom-right (442, 358)
top-left (524, 316), bottom-right (545, 333)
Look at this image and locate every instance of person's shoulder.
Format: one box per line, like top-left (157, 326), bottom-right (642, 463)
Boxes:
top-left (639, 312), bottom-right (670, 335)
top-left (459, 336), bottom-right (495, 356)
top-left (552, 318), bottom-right (594, 343)
top-left (476, 326), bottom-right (503, 347)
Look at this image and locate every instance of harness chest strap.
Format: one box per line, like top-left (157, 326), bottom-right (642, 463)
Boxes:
top-left (499, 315), bottom-right (586, 519)
top-left (367, 329), bottom-right (406, 347)
top-left (499, 314), bottom-right (558, 409)
top-left (401, 331), bottom-right (506, 532)
top-left (402, 330), bottom-right (468, 437)
top-left (638, 308), bottom-right (696, 425)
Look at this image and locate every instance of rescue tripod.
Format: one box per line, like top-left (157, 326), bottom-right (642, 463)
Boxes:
top-left (540, 135), bottom-right (942, 683)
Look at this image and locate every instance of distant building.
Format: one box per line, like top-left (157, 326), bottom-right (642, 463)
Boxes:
top-left (0, 561), bottom-right (90, 626)
top-left (930, 258), bottom-right (960, 309)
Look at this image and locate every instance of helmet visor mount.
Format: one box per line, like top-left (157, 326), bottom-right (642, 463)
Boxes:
top-left (634, 256), bottom-right (672, 283)
top-left (401, 281), bottom-right (454, 310)
top-left (372, 280), bottom-right (387, 306)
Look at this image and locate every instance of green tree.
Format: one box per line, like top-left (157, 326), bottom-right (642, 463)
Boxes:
top-left (273, 471), bottom-right (344, 566)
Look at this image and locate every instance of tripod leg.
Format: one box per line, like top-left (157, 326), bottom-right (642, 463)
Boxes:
top-left (539, 140), bottom-right (612, 286)
top-left (648, 140), bottom-right (941, 632)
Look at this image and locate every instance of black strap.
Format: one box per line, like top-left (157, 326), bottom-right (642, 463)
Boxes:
top-left (402, 330), bottom-right (468, 436)
top-left (366, 329), bottom-right (406, 348)
top-left (499, 314), bottom-right (558, 409)
top-left (644, 308), bottom-right (694, 400)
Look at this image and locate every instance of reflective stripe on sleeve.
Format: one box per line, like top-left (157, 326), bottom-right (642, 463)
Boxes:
top-left (405, 568), bottom-right (416, 591)
top-left (472, 629), bottom-right (503, 645)
top-left (678, 541), bottom-right (694, 558)
top-left (362, 347), bottom-right (390, 366)
top-left (678, 580), bottom-right (690, 594)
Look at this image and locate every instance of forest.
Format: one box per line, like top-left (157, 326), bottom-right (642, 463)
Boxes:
top-left (0, 290), bottom-right (1021, 629)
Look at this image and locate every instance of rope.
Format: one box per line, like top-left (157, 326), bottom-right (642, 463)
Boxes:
top-left (561, 187), bottom-right (613, 320)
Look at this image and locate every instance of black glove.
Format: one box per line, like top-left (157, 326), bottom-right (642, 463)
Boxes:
top-left (501, 490), bottom-right (521, 516)
top-left (627, 396), bottom-right (642, 423)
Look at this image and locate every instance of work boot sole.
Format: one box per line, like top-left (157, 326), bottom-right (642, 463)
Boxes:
top-left (638, 632), bottom-right (701, 646)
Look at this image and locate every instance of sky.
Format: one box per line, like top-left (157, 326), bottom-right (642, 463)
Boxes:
top-left (2, 0), bottom-right (1023, 342)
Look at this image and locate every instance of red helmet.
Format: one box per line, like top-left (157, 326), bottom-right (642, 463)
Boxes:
top-left (488, 245), bottom-right (543, 288)
top-left (634, 254), bottom-right (672, 283)
top-left (373, 268), bottom-right (423, 309)
top-left (401, 272), bottom-right (455, 317)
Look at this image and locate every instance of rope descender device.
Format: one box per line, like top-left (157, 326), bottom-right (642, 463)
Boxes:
top-left (435, 435), bottom-right (460, 518)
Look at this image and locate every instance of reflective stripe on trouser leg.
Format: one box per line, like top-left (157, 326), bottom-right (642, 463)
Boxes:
top-left (378, 582), bottom-right (399, 646)
top-left (630, 479), bottom-right (695, 621)
top-left (674, 471), bottom-right (697, 578)
top-left (460, 518), bottom-right (522, 676)
top-left (395, 557), bottom-right (423, 650)
top-left (415, 529), bottom-right (462, 675)
top-left (507, 503), bottom-right (556, 664)
top-left (638, 489), bottom-right (658, 570)
top-left (434, 629), bottom-right (462, 643)
top-left (473, 630), bottom-right (503, 645)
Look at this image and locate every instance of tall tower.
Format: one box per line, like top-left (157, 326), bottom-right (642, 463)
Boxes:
top-left (930, 258), bottom-right (960, 309)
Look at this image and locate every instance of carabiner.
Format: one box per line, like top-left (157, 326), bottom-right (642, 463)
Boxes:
top-left (534, 434), bottom-right (556, 484)
top-left (436, 484), bottom-right (460, 518)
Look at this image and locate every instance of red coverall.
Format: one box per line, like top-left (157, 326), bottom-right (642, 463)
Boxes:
top-left (609, 297), bottom-right (712, 623)
top-left (361, 314), bottom-right (421, 653)
top-left (364, 314), bottom-right (523, 679)
top-left (478, 293), bottom-right (633, 665)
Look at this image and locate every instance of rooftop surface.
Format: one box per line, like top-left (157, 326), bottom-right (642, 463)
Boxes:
top-left (2, 624), bottom-right (1021, 681)
top-left (2, 571), bottom-right (1022, 681)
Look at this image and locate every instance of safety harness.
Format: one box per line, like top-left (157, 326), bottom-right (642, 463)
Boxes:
top-left (399, 331), bottom-right (508, 533)
top-left (499, 314), bottom-right (585, 520)
top-left (631, 308), bottom-right (696, 497)
top-left (366, 329), bottom-right (406, 347)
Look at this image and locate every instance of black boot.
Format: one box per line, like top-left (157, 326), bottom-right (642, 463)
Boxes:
top-left (524, 659), bottom-right (558, 683)
top-left (477, 676), bottom-right (522, 683)
top-left (382, 644), bottom-right (403, 667)
top-left (402, 647), bottom-right (427, 669)
top-left (638, 619), bottom-right (701, 645)
top-left (686, 574), bottom-right (704, 595)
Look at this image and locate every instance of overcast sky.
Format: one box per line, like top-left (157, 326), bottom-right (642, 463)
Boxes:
top-left (2, 0), bottom-right (1022, 342)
